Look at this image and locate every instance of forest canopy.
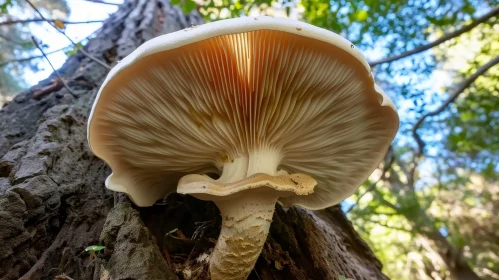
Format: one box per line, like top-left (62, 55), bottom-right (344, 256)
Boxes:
top-left (1, 0), bottom-right (498, 279)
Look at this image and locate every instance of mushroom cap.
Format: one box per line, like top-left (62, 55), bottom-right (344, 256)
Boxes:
top-left (87, 16), bottom-right (399, 208)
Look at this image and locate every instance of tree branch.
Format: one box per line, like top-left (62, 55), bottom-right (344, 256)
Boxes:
top-left (369, 5), bottom-right (499, 67)
top-left (0, 19), bottom-right (104, 26)
top-left (0, 14), bottom-right (113, 68)
top-left (345, 147), bottom-right (395, 214)
top-left (0, 51), bottom-right (53, 68)
top-left (412, 54), bottom-right (499, 154)
top-left (0, 33), bottom-right (30, 45)
top-left (25, 0), bottom-right (111, 70)
top-left (0, 9), bottom-right (126, 68)
top-left (372, 210), bottom-right (402, 216)
top-left (0, 34), bottom-right (94, 67)
top-left (367, 219), bottom-right (413, 233)
top-left (31, 36), bottom-right (76, 98)
top-left (375, 191), bottom-right (400, 211)
top-left (81, 0), bottom-right (120, 5)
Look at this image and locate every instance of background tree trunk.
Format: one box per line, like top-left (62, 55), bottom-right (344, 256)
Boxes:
top-left (0, 1), bottom-right (389, 279)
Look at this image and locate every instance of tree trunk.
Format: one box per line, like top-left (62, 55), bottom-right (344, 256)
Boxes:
top-left (422, 228), bottom-right (481, 280)
top-left (387, 168), bottom-right (481, 280)
top-left (0, 1), bottom-right (389, 279)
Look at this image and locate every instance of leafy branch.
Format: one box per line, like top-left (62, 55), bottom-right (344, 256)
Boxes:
top-left (367, 219), bottom-right (413, 233)
top-left (0, 33), bottom-right (32, 46)
top-left (412, 54), bottom-right (499, 154)
top-left (25, 0), bottom-right (111, 70)
top-left (369, 5), bottom-right (499, 67)
top-left (0, 43), bottom-right (74, 67)
top-left (0, 23), bottom-right (102, 68)
top-left (31, 36), bottom-right (76, 98)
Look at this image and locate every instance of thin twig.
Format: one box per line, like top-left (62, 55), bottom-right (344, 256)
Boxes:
top-left (254, 269), bottom-right (262, 280)
top-left (1, 3), bottom-right (129, 68)
top-left (183, 244), bottom-right (196, 266)
top-left (394, 156), bottom-right (410, 180)
top-left (31, 36), bottom-right (77, 98)
top-left (32, 79), bottom-right (63, 99)
top-left (369, 5), bottom-right (499, 67)
top-left (0, 18), bottom-right (104, 26)
top-left (81, 0), bottom-right (120, 6)
top-left (0, 29), bottom-right (99, 67)
top-left (375, 192), bottom-right (400, 210)
top-left (162, 248), bottom-right (172, 268)
top-left (407, 154), bottom-right (418, 189)
top-left (345, 147), bottom-right (395, 214)
top-left (0, 33), bottom-right (29, 45)
top-left (25, 0), bottom-right (111, 70)
top-left (412, 54), bottom-right (499, 154)
top-left (1, 45), bottom-right (68, 67)
top-left (372, 210), bottom-right (401, 216)
top-left (368, 219), bottom-right (413, 233)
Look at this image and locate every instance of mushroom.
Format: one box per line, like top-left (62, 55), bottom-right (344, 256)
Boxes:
top-left (87, 16), bottom-right (399, 280)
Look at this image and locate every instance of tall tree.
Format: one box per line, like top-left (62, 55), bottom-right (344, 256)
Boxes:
top-left (0, 1), bottom-right (388, 279)
top-left (2, 0), bottom-right (498, 279)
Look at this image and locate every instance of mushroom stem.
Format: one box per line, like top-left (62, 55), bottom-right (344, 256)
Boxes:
top-left (218, 147), bottom-right (282, 183)
top-left (210, 191), bottom-right (278, 280)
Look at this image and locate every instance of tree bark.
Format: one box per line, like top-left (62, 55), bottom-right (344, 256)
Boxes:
top-left (0, 1), bottom-right (389, 279)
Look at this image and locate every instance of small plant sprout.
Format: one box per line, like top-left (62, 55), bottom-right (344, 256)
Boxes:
top-left (88, 16), bottom-right (398, 280)
top-left (54, 273), bottom-right (74, 280)
top-left (85, 245), bottom-right (105, 260)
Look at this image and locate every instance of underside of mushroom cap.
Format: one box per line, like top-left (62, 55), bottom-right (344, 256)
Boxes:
top-left (88, 16), bottom-right (399, 208)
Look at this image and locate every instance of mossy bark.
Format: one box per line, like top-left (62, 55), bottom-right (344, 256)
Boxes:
top-left (0, 1), bottom-right (387, 279)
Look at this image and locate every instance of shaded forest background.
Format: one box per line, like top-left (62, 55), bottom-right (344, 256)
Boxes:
top-left (1, 0), bottom-right (498, 279)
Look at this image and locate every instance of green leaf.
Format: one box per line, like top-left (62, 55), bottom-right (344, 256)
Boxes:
top-left (355, 10), bottom-right (369, 22)
top-left (170, 0), bottom-right (180, 5)
top-left (233, 1), bottom-right (242, 10)
top-left (0, 0), bottom-right (13, 14)
top-left (460, 111), bottom-right (474, 122)
top-left (182, 0), bottom-right (197, 14)
top-left (65, 42), bottom-right (83, 56)
top-left (20, 41), bottom-right (35, 49)
top-left (338, 275), bottom-right (348, 280)
top-left (85, 245), bottom-right (105, 252)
